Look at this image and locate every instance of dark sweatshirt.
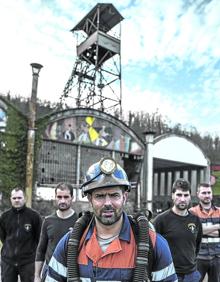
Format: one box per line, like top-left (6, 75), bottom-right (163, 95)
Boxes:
top-left (0, 205), bottom-right (42, 266)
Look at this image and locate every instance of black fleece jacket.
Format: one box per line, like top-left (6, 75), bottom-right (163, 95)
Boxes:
top-left (0, 205), bottom-right (42, 266)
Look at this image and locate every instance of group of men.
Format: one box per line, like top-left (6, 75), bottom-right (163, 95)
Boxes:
top-left (0, 157), bottom-right (220, 282)
top-left (153, 179), bottom-right (220, 282)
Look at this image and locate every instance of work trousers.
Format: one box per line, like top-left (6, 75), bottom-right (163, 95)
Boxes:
top-left (1, 260), bottom-right (34, 282)
top-left (198, 257), bottom-right (220, 282)
top-left (177, 270), bottom-right (201, 282)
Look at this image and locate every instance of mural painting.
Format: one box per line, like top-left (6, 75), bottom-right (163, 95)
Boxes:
top-left (44, 115), bottom-right (144, 155)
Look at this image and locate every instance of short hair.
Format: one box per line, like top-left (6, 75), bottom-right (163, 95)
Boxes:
top-left (198, 183), bottom-right (211, 190)
top-left (55, 182), bottom-right (73, 197)
top-left (10, 187), bottom-right (25, 196)
top-left (172, 178), bottom-right (191, 194)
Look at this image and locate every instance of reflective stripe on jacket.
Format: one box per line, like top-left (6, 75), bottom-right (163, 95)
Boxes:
top-left (46, 213), bottom-right (177, 281)
top-left (190, 204), bottom-right (220, 259)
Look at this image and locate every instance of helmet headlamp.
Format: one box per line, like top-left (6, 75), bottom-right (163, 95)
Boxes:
top-left (81, 157), bottom-right (131, 196)
top-left (99, 157), bottom-right (117, 175)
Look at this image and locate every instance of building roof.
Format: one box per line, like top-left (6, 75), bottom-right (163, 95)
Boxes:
top-left (153, 133), bottom-right (209, 170)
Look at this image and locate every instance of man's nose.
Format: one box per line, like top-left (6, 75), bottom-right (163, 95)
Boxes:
top-left (59, 197), bottom-right (67, 202)
top-left (103, 195), bottom-right (112, 205)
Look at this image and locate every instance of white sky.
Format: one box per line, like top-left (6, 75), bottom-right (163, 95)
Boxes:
top-left (0, 0), bottom-right (220, 136)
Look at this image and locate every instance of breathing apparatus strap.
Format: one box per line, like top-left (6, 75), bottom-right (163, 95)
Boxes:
top-left (67, 211), bottom-right (93, 282)
top-left (67, 211), bottom-right (153, 282)
top-left (128, 213), bottom-right (153, 282)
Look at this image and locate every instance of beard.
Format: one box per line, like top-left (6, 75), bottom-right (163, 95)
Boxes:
top-left (58, 203), bottom-right (70, 211)
top-left (176, 202), bottom-right (188, 210)
top-left (94, 205), bottom-right (123, 226)
top-left (201, 198), bottom-right (211, 204)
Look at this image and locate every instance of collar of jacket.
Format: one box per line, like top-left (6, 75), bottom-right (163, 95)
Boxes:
top-left (12, 205), bottom-right (26, 213)
top-left (84, 212), bottom-right (131, 243)
top-left (199, 202), bottom-right (217, 211)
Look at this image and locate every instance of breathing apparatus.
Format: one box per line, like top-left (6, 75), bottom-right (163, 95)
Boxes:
top-left (67, 157), bottom-right (152, 282)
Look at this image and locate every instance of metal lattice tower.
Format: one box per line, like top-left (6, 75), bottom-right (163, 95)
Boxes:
top-left (60, 3), bottom-right (124, 116)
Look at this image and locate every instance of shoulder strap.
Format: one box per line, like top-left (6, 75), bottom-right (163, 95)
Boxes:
top-left (128, 213), bottom-right (154, 281)
top-left (67, 211), bottom-right (93, 282)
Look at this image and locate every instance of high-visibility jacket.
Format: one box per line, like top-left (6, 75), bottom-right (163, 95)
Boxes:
top-left (46, 213), bottom-right (177, 282)
top-left (190, 204), bottom-right (220, 259)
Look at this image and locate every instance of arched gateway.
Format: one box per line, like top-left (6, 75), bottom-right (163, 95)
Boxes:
top-left (0, 95), bottom-right (211, 212)
top-left (36, 108), bottom-right (210, 212)
top-left (36, 108), bottom-right (144, 206)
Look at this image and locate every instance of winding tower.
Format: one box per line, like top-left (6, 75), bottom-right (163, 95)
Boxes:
top-left (60, 3), bottom-right (124, 116)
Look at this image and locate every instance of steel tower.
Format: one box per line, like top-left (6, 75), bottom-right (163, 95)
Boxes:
top-left (60, 3), bottom-right (124, 116)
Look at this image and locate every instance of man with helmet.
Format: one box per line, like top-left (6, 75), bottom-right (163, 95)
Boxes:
top-left (45, 157), bottom-right (177, 282)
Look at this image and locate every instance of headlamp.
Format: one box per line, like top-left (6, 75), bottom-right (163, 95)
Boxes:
top-left (100, 157), bottom-right (117, 175)
top-left (81, 157), bottom-right (130, 196)
top-left (81, 157), bottom-right (117, 190)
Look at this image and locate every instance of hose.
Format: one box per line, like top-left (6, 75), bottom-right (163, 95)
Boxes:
top-left (67, 212), bottom-right (93, 282)
top-left (132, 213), bottom-right (152, 282)
top-left (67, 212), bottom-right (152, 282)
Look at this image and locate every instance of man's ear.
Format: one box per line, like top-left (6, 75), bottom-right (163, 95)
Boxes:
top-left (87, 193), bottom-right (92, 203)
top-left (123, 191), bottom-right (128, 204)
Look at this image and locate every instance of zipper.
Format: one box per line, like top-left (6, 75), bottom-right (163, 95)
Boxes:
top-left (14, 212), bottom-right (20, 264)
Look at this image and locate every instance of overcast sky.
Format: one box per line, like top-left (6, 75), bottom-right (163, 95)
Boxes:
top-left (0, 0), bottom-right (220, 136)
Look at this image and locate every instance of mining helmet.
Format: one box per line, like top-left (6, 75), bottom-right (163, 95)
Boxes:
top-left (81, 157), bottom-right (131, 196)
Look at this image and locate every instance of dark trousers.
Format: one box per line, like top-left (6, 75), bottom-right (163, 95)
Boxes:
top-left (177, 270), bottom-right (201, 282)
top-left (1, 260), bottom-right (34, 282)
top-left (198, 257), bottom-right (220, 282)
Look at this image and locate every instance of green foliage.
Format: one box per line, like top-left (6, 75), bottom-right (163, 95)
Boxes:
top-left (0, 95), bottom-right (53, 202)
top-left (212, 171), bottom-right (220, 195)
top-left (0, 105), bottom-right (27, 197)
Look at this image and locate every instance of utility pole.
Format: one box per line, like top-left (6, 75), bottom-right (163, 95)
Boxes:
top-left (25, 63), bottom-right (43, 207)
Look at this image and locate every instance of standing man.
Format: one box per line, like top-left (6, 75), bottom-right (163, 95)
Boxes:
top-left (190, 183), bottom-right (220, 282)
top-left (34, 182), bottom-right (78, 282)
top-left (45, 157), bottom-right (178, 282)
top-left (153, 178), bottom-right (202, 282)
top-left (0, 187), bottom-right (42, 282)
